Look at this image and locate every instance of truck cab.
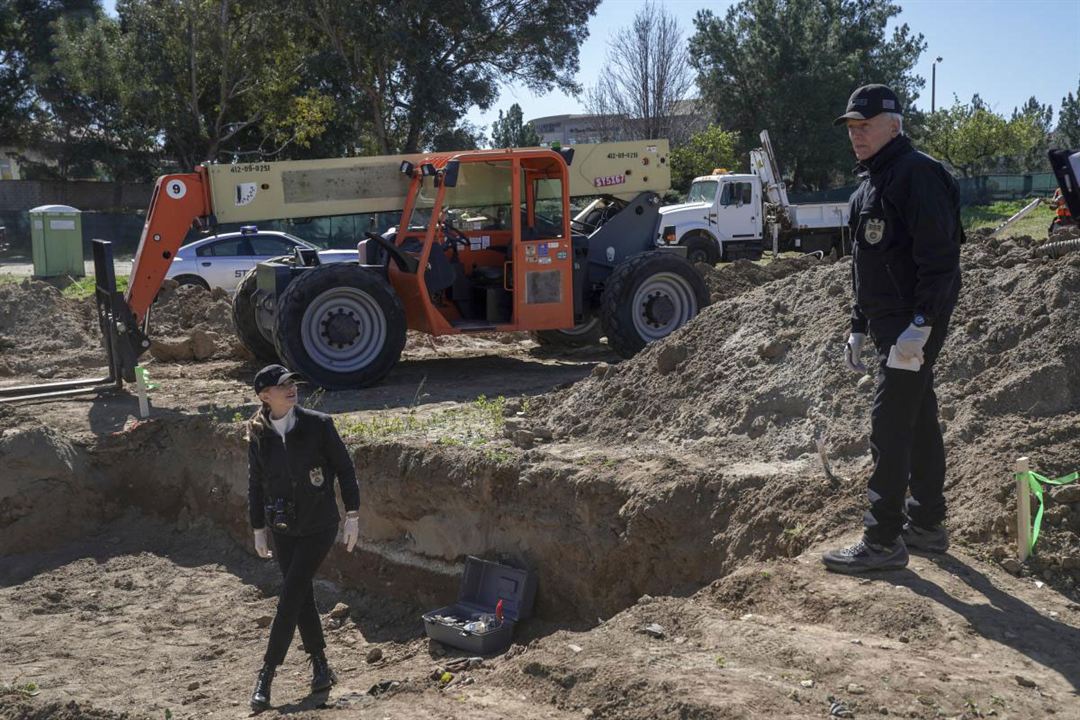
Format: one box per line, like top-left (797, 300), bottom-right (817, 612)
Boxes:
top-left (656, 171), bottom-right (764, 264)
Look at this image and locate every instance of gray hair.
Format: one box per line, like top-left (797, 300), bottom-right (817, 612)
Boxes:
top-left (886, 112), bottom-right (904, 134)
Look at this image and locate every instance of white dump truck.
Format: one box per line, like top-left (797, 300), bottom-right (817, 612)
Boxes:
top-left (656, 130), bottom-right (851, 264)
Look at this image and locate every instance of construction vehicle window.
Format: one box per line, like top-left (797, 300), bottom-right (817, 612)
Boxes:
top-left (440, 161), bottom-right (512, 232)
top-left (741, 184), bottom-right (752, 205)
top-left (531, 178), bottom-right (564, 239)
top-left (688, 180), bottom-right (719, 204)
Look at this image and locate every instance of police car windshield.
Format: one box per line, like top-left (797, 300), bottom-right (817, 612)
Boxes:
top-left (687, 180), bottom-right (719, 204)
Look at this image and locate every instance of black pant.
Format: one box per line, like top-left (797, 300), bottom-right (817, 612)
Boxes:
top-left (264, 526), bottom-right (337, 665)
top-left (864, 313), bottom-right (951, 545)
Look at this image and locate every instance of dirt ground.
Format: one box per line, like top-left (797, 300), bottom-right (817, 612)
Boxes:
top-left (3, 237), bottom-right (1080, 719)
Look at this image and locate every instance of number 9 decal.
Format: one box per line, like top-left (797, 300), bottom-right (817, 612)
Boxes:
top-left (165, 179), bottom-right (187, 200)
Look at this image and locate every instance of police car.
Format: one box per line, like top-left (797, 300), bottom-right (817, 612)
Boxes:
top-left (165, 226), bottom-right (355, 292)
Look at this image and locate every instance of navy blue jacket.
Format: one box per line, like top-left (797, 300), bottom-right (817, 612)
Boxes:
top-left (848, 135), bottom-right (962, 333)
top-left (247, 405), bottom-right (360, 536)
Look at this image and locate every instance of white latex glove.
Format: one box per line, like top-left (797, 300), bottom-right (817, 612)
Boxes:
top-left (894, 323), bottom-right (932, 363)
top-left (844, 332), bottom-right (868, 374)
top-left (343, 513), bottom-right (360, 553)
top-left (253, 528), bottom-right (272, 559)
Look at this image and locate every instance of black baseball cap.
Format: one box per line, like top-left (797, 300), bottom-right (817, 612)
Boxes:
top-left (253, 364), bottom-right (303, 393)
top-left (834, 84), bottom-right (903, 125)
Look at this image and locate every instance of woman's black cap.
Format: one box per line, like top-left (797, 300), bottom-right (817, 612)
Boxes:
top-left (253, 364), bottom-right (303, 393)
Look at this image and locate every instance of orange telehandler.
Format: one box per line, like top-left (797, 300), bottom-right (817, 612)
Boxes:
top-left (1, 141), bottom-right (709, 398)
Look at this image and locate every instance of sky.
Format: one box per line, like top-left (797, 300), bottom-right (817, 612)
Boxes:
top-left (469, 0), bottom-right (1080, 130)
top-left (101, 0), bottom-right (1080, 133)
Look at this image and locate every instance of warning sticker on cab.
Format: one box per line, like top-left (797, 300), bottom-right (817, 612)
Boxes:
top-left (593, 175), bottom-right (626, 188)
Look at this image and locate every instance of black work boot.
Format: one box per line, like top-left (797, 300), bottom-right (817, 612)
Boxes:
top-left (822, 534), bottom-right (908, 574)
top-left (250, 662), bottom-right (276, 712)
top-left (902, 521), bottom-right (949, 553)
top-left (310, 650), bottom-right (337, 692)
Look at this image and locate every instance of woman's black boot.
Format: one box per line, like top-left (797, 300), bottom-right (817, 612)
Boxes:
top-left (250, 662), bottom-right (276, 712)
top-left (310, 650), bottom-right (337, 692)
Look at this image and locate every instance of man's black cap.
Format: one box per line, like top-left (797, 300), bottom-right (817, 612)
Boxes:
top-left (834, 84), bottom-right (903, 126)
top-left (253, 364), bottom-right (303, 393)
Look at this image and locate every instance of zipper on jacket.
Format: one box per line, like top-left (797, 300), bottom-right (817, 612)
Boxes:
top-left (884, 263), bottom-right (904, 300)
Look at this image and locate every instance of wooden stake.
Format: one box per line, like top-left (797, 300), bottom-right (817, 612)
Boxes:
top-left (1016, 457), bottom-right (1031, 562)
top-left (136, 367), bottom-right (150, 419)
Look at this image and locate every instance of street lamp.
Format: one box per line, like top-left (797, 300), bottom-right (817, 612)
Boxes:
top-left (932, 56), bottom-right (943, 113)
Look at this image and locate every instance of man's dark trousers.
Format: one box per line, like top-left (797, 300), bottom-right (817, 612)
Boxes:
top-left (864, 313), bottom-right (951, 545)
top-left (264, 526), bottom-right (336, 665)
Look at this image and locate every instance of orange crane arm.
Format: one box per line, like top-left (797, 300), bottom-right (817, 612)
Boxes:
top-left (125, 168), bottom-right (213, 323)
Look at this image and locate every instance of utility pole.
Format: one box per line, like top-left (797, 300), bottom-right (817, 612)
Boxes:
top-left (931, 56), bottom-right (943, 112)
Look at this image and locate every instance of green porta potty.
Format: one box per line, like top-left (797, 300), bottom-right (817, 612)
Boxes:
top-left (30, 204), bottom-right (84, 278)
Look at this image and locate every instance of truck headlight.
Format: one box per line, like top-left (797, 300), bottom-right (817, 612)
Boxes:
top-left (662, 226), bottom-right (676, 244)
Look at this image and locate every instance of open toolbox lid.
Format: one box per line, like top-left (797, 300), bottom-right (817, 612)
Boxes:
top-left (457, 556), bottom-right (536, 623)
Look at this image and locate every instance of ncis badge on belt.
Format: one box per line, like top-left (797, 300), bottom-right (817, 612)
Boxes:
top-left (309, 467), bottom-right (325, 488)
top-left (864, 218), bottom-right (886, 245)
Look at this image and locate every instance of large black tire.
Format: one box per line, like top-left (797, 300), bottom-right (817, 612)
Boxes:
top-left (531, 317), bottom-right (603, 348)
top-left (600, 251), bottom-right (710, 359)
top-left (232, 267), bottom-right (279, 362)
top-left (682, 233), bottom-right (720, 265)
top-left (274, 263), bottom-right (407, 389)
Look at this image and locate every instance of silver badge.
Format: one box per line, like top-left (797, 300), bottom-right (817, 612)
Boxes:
top-left (864, 218), bottom-right (886, 245)
top-left (310, 467), bottom-right (325, 488)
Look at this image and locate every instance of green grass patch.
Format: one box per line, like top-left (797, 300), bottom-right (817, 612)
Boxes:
top-left (335, 394), bottom-right (506, 447)
top-left (962, 199), bottom-right (1055, 239)
top-left (61, 274), bottom-right (129, 299)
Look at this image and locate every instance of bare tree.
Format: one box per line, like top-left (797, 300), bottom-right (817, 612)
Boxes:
top-left (585, 1), bottom-right (701, 144)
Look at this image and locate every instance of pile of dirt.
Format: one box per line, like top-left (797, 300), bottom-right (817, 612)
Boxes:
top-left (0, 693), bottom-right (141, 719)
top-left (694, 253), bottom-right (823, 303)
top-left (1049, 223), bottom-right (1080, 242)
top-left (146, 281), bottom-right (249, 362)
top-left (0, 279), bottom-right (104, 377)
top-left (529, 234), bottom-right (1080, 582)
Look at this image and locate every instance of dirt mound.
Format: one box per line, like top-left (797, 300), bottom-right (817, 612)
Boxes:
top-left (529, 235), bottom-right (1080, 575)
top-left (695, 254), bottom-right (822, 303)
top-left (146, 281), bottom-right (248, 362)
top-left (1049, 223), bottom-right (1080, 242)
top-left (0, 693), bottom-right (141, 719)
top-left (0, 419), bottom-right (106, 555)
top-left (0, 280), bottom-right (103, 377)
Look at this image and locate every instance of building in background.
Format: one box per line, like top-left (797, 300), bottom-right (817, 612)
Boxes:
top-left (529, 100), bottom-right (707, 146)
top-left (528, 114), bottom-right (620, 145)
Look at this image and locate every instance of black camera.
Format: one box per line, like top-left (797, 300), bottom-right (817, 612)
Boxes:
top-left (265, 498), bottom-right (295, 532)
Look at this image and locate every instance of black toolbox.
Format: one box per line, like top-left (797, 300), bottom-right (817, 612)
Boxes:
top-left (422, 556), bottom-right (536, 655)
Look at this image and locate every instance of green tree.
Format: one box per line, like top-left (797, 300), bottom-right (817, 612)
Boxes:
top-left (53, 0), bottom-right (334, 172)
top-left (1010, 96), bottom-right (1053, 172)
top-left (921, 96), bottom-right (1043, 177)
top-left (299, 0), bottom-right (600, 155)
top-left (669, 125), bottom-right (739, 194)
top-left (490, 103), bottom-right (540, 148)
top-left (690, 0), bottom-right (925, 190)
top-left (1054, 77), bottom-right (1080, 149)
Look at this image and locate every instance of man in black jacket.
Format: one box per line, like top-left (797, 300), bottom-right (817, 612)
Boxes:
top-left (823, 84), bottom-right (962, 574)
top-left (247, 364), bottom-right (361, 710)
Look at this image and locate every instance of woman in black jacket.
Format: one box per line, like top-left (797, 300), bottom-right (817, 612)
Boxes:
top-left (247, 364), bottom-right (361, 712)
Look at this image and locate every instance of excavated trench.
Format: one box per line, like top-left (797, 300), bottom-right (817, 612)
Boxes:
top-left (1, 412), bottom-right (842, 624)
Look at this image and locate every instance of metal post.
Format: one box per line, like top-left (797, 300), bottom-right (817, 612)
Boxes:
top-left (931, 57), bottom-right (943, 113)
